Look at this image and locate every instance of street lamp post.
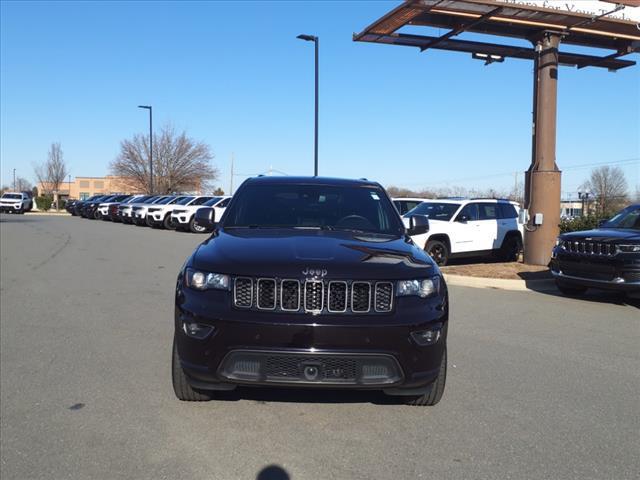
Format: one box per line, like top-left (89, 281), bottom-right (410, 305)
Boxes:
top-left (137, 105), bottom-right (153, 193)
top-left (297, 34), bottom-right (319, 177)
top-left (578, 191), bottom-right (590, 217)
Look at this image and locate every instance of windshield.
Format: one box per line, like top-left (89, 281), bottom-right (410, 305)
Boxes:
top-left (223, 184), bottom-right (402, 234)
top-left (407, 202), bottom-right (461, 221)
top-left (601, 206), bottom-right (640, 230)
top-left (2, 194), bottom-right (22, 199)
top-left (155, 196), bottom-right (176, 205)
top-left (199, 197), bottom-right (221, 206)
top-left (176, 196), bottom-right (195, 205)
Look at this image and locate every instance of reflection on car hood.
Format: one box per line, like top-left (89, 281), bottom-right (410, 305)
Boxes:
top-left (192, 228), bottom-right (436, 278)
top-left (561, 229), bottom-right (640, 242)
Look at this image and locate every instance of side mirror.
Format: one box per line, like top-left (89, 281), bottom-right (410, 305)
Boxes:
top-left (194, 207), bottom-right (216, 231)
top-left (457, 214), bottom-right (469, 223)
top-left (406, 214), bottom-right (429, 236)
top-left (598, 219), bottom-right (606, 228)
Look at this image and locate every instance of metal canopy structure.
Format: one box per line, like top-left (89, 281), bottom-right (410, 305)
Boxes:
top-left (354, 0), bottom-right (639, 70)
top-left (354, 0), bottom-right (639, 266)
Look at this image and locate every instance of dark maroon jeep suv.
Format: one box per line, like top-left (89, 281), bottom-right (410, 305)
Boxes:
top-left (173, 176), bottom-right (448, 406)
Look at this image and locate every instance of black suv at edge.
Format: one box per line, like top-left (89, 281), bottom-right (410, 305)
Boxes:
top-left (551, 204), bottom-right (640, 295)
top-left (173, 176), bottom-right (448, 406)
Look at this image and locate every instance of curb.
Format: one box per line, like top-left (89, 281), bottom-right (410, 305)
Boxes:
top-left (443, 273), bottom-right (557, 293)
top-left (25, 212), bottom-right (71, 216)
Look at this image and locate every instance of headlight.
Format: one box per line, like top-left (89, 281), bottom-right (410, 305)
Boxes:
top-left (184, 268), bottom-right (230, 291)
top-left (617, 244), bottom-right (640, 253)
top-left (397, 277), bottom-right (440, 298)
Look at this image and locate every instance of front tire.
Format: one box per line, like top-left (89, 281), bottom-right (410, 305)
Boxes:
top-left (555, 280), bottom-right (588, 296)
top-left (499, 234), bottom-right (522, 262)
top-left (426, 239), bottom-right (449, 266)
top-left (405, 348), bottom-right (447, 406)
top-left (172, 338), bottom-right (212, 401)
top-left (189, 215), bottom-right (206, 233)
top-left (164, 214), bottom-right (176, 230)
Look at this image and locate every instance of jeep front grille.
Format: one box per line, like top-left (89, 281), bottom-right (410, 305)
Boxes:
top-left (234, 278), bottom-right (253, 308)
top-left (304, 280), bottom-right (324, 312)
top-left (233, 277), bottom-right (394, 314)
top-left (561, 240), bottom-right (616, 256)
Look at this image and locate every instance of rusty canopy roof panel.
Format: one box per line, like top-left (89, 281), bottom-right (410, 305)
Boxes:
top-left (355, 0), bottom-right (639, 70)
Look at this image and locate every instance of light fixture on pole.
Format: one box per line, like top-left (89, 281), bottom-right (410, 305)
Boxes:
top-left (578, 190), bottom-right (591, 217)
top-left (137, 105), bottom-right (153, 193)
top-left (297, 34), bottom-right (319, 177)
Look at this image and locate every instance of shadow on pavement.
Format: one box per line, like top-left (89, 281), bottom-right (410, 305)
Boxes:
top-left (208, 386), bottom-right (403, 406)
top-left (257, 465), bottom-right (290, 480)
top-left (0, 215), bottom-right (37, 223)
top-left (524, 278), bottom-right (640, 309)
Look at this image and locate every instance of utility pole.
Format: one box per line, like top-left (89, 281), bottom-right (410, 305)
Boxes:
top-left (230, 153), bottom-right (234, 195)
top-left (137, 105), bottom-right (153, 193)
top-left (68, 174), bottom-right (72, 199)
top-left (297, 34), bottom-right (319, 176)
top-left (13, 168), bottom-right (16, 191)
top-left (524, 32), bottom-right (562, 265)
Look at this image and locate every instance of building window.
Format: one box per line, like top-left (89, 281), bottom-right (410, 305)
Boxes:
top-left (80, 192), bottom-right (90, 200)
top-left (79, 180), bottom-right (90, 188)
top-left (94, 181), bottom-right (104, 189)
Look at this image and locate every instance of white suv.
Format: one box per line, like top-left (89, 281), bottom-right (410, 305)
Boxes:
top-left (405, 199), bottom-right (524, 265)
top-left (393, 197), bottom-right (426, 216)
top-left (171, 196), bottom-right (231, 232)
top-left (0, 192), bottom-right (33, 214)
top-left (147, 195), bottom-right (202, 229)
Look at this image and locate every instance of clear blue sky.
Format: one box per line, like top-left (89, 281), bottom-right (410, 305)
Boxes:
top-left (1, 0), bottom-right (639, 198)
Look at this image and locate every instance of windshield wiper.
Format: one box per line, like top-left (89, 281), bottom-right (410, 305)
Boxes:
top-left (226, 225), bottom-right (335, 230)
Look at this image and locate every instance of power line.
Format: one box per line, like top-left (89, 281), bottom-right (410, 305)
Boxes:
top-left (395, 158), bottom-right (639, 188)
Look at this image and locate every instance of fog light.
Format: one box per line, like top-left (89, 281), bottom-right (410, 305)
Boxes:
top-left (410, 327), bottom-right (441, 346)
top-left (182, 322), bottom-right (215, 339)
top-left (303, 365), bottom-right (320, 381)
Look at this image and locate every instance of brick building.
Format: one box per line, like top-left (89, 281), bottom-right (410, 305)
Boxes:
top-left (38, 176), bottom-right (142, 201)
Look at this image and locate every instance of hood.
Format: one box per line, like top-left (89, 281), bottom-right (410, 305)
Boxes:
top-left (561, 228), bottom-right (640, 242)
top-left (191, 228), bottom-right (437, 279)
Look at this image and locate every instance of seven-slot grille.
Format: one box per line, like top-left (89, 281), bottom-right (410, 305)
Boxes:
top-left (233, 278), bottom-right (394, 314)
top-left (561, 240), bottom-right (616, 256)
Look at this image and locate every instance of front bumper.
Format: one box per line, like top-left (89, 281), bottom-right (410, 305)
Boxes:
top-left (175, 288), bottom-right (448, 393)
top-left (172, 214), bottom-right (189, 226)
top-left (550, 248), bottom-right (640, 292)
top-left (0, 204), bottom-right (22, 212)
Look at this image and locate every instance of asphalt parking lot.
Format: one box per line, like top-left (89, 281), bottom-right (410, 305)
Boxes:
top-left (1, 215), bottom-right (638, 480)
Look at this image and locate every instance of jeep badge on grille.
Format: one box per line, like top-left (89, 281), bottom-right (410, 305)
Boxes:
top-left (302, 268), bottom-right (327, 278)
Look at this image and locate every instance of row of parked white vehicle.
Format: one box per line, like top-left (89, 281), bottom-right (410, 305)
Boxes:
top-left (393, 197), bottom-right (525, 266)
top-left (69, 193), bottom-right (231, 233)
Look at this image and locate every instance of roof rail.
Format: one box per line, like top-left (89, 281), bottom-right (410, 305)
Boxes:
top-left (470, 197), bottom-right (512, 201)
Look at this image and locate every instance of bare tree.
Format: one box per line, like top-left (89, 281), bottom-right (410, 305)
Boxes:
top-left (15, 177), bottom-right (32, 192)
top-left (111, 125), bottom-right (218, 194)
top-left (586, 166), bottom-right (628, 216)
top-left (33, 142), bottom-right (68, 210)
top-left (34, 163), bottom-right (51, 195)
